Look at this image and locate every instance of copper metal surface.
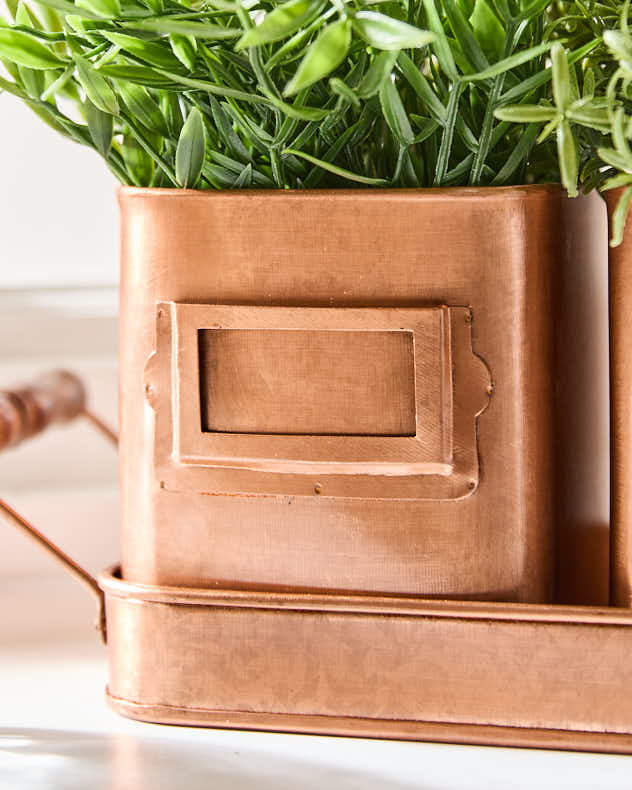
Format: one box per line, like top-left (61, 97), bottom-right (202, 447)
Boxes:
top-left (100, 567), bottom-right (632, 754)
top-left (605, 191), bottom-right (632, 607)
top-left (150, 303), bottom-right (489, 497)
top-left (118, 186), bottom-right (608, 602)
top-left (554, 192), bottom-right (610, 605)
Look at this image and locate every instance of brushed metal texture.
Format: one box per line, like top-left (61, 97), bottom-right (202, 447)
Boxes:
top-left (198, 328), bottom-right (417, 436)
top-left (118, 186), bottom-right (608, 602)
top-left (100, 567), bottom-right (632, 753)
top-left (605, 190), bottom-right (632, 607)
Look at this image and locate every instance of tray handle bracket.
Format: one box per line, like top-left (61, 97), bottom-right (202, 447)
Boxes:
top-left (0, 370), bottom-right (118, 643)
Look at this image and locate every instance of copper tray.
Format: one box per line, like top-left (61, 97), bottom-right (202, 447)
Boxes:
top-left (99, 566), bottom-right (632, 754)
top-left (3, 459), bottom-right (631, 755)
top-left (0, 311), bottom-right (625, 756)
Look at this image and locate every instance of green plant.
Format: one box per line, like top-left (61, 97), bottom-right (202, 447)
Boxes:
top-left (0, 0), bottom-right (628, 243)
top-left (0, 0), bottom-right (574, 191)
top-left (495, 1), bottom-right (632, 245)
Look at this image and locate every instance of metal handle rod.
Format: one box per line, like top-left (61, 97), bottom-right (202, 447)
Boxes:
top-left (0, 497), bottom-right (107, 641)
top-left (0, 370), bottom-right (116, 642)
top-left (83, 408), bottom-right (119, 448)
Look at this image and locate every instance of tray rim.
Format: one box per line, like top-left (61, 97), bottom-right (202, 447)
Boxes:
top-left (98, 567), bottom-right (632, 626)
top-left (105, 692), bottom-right (632, 755)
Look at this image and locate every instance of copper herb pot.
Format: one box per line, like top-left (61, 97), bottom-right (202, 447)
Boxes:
top-left (119, 185), bottom-right (608, 603)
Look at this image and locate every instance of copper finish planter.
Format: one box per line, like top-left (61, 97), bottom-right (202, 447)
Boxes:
top-left (100, 567), bottom-right (632, 754)
top-left (119, 186), bottom-right (608, 603)
top-left (605, 191), bottom-right (632, 607)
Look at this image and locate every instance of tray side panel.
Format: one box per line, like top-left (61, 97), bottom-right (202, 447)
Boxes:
top-left (105, 593), bottom-right (632, 736)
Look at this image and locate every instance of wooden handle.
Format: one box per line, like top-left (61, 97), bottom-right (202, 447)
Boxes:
top-left (0, 370), bottom-right (86, 452)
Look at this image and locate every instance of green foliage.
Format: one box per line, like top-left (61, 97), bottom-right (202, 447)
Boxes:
top-left (494, 1), bottom-right (632, 244)
top-left (0, 0), bottom-right (564, 190)
top-left (0, 0), bottom-right (626, 240)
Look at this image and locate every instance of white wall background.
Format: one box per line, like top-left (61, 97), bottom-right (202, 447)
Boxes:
top-left (0, 75), bottom-right (120, 641)
top-left (0, 84), bottom-right (119, 288)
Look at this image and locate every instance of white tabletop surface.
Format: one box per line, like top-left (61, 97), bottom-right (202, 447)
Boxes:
top-left (1, 634), bottom-right (632, 790)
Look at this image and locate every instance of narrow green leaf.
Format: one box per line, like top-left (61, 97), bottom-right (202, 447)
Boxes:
top-left (75, 0), bottom-right (120, 17)
top-left (557, 119), bottom-right (578, 198)
top-left (263, 6), bottom-right (337, 71)
top-left (236, 0), bottom-right (324, 49)
top-left (97, 62), bottom-right (173, 88)
top-left (499, 39), bottom-right (598, 106)
top-left (583, 67), bottom-right (595, 100)
top-left (232, 162), bottom-right (252, 188)
top-left (29, 0), bottom-right (102, 19)
top-left (160, 91), bottom-right (183, 137)
top-left (397, 51), bottom-right (446, 123)
top-left (209, 94), bottom-right (251, 162)
top-left (122, 134), bottom-right (153, 185)
top-left (76, 54), bottom-right (118, 114)
top-left (209, 150), bottom-right (274, 185)
top-left (565, 102), bottom-right (610, 131)
top-left (116, 79), bottom-right (168, 135)
top-left (102, 31), bottom-right (184, 71)
top-left (140, 0), bottom-right (163, 13)
top-left (15, 3), bottom-right (45, 97)
top-left (601, 174), bottom-right (632, 191)
top-left (434, 79), bottom-right (463, 185)
top-left (410, 116), bottom-right (439, 143)
top-left (175, 106), bottom-right (205, 187)
top-left (468, 0), bottom-right (503, 59)
top-left (357, 49), bottom-right (397, 99)
top-left (612, 108), bottom-right (630, 160)
top-left (329, 76), bottom-right (360, 107)
top-left (609, 185), bottom-right (632, 248)
top-left (443, 152), bottom-right (474, 185)
top-left (537, 116), bottom-right (559, 144)
top-left (283, 19), bottom-right (350, 96)
top-left (303, 114), bottom-right (372, 187)
top-left (267, 90), bottom-right (329, 119)
top-left (464, 42), bottom-right (552, 82)
top-left (269, 148), bottom-right (285, 187)
top-left (517, 0), bottom-right (550, 22)
top-left (0, 51), bottom-right (21, 83)
top-left (551, 41), bottom-right (570, 112)
top-left (128, 18), bottom-right (240, 39)
top-left (283, 148), bottom-right (389, 185)
top-left (84, 97), bottom-right (113, 156)
top-left (40, 62), bottom-right (74, 100)
top-left (150, 67), bottom-right (271, 105)
top-left (0, 27), bottom-right (66, 69)
top-left (0, 72), bottom-right (27, 97)
top-left (203, 161), bottom-right (241, 188)
top-left (598, 147), bottom-right (632, 174)
top-left (352, 11), bottom-right (434, 51)
top-left (422, 0), bottom-right (457, 81)
top-left (494, 104), bottom-right (557, 123)
top-left (604, 30), bottom-right (632, 71)
top-left (169, 33), bottom-right (197, 71)
top-left (443, 0), bottom-right (488, 72)
top-left (379, 76), bottom-right (414, 145)
top-left (491, 123), bottom-right (539, 185)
